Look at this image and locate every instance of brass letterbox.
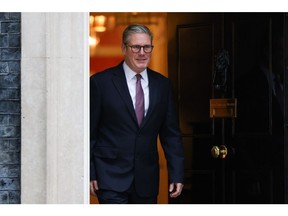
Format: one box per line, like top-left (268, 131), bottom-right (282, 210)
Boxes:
top-left (210, 98), bottom-right (237, 118)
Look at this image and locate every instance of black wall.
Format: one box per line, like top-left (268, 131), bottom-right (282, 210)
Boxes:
top-left (0, 12), bottom-right (21, 204)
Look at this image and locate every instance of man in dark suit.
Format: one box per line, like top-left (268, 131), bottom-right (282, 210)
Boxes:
top-left (90, 24), bottom-right (184, 204)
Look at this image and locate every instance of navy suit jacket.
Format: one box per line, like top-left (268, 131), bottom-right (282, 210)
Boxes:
top-left (90, 62), bottom-right (184, 197)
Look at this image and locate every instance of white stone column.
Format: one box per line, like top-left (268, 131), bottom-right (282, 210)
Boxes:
top-left (21, 12), bottom-right (89, 204)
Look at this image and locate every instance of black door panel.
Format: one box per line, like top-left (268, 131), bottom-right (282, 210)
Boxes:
top-left (168, 13), bottom-right (286, 204)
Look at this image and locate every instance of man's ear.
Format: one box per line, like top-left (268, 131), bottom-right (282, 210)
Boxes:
top-left (121, 43), bottom-right (126, 54)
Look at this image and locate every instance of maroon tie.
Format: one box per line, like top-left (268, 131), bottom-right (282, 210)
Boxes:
top-left (135, 74), bottom-right (144, 126)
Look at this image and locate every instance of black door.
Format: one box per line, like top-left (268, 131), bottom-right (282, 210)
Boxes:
top-left (167, 13), bottom-right (287, 204)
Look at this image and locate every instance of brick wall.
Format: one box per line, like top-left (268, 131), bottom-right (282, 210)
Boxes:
top-left (0, 12), bottom-right (21, 204)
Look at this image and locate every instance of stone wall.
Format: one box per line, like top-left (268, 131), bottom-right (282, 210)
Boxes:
top-left (21, 13), bottom-right (89, 204)
top-left (0, 12), bottom-right (21, 204)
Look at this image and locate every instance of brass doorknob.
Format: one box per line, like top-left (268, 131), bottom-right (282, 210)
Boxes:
top-left (211, 145), bottom-right (228, 159)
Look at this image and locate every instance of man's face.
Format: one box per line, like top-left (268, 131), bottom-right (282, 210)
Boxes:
top-left (122, 32), bottom-right (152, 73)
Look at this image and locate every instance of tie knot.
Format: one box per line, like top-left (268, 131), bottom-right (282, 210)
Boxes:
top-left (136, 74), bottom-right (142, 81)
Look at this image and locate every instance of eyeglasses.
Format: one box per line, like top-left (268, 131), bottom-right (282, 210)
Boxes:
top-left (126, 44), bottom-right (154, 53)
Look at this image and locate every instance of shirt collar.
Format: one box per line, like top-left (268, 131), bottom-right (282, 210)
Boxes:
top-left (123, 61), bottom-right (148, 82)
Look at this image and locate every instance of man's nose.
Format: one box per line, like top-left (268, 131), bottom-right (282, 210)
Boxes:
top-left (139, 47), bottom-right (145, 54)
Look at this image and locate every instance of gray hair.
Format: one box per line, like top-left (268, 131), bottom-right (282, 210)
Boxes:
top-left (122, 24), bottom-right (153, 45)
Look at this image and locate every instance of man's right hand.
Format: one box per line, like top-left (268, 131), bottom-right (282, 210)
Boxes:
top-left (90, 180), bottom-right (99, 196)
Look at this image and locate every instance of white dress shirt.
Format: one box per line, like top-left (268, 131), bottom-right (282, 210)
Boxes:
top-left (123, 62), bottom-right (149, 116)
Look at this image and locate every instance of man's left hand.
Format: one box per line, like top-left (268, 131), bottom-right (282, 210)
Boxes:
top-left (169, 182), bottom-right (184, 198)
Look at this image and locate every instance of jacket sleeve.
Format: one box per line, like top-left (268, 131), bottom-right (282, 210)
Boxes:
top-left (159, 80), bottom-right (185, 184)
top-left (90, 75), bottom-right (101, 181)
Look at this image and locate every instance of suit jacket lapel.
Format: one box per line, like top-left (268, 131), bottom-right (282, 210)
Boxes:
top-left (141, 69), bottom-right (158, 128)
top-left (112, 64), bottom-right (139, 125)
